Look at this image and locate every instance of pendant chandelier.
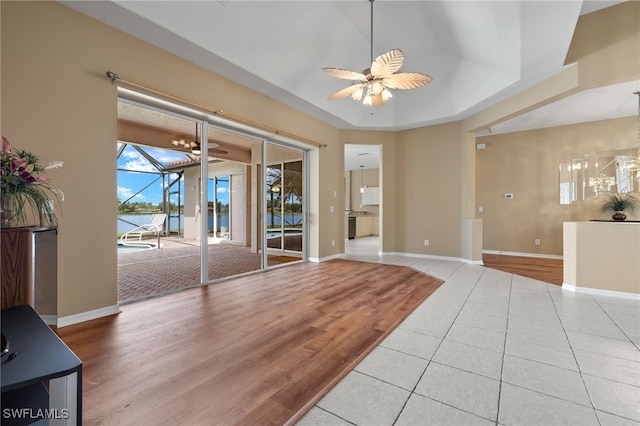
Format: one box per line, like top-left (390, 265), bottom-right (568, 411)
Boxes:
top-left (627, 91), bottom-right (640, 184)
top-left (589, 91), bottom-right (640, 194)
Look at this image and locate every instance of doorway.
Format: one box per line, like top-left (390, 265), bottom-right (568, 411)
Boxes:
top-left (344, 144), bottom-right (381, 256)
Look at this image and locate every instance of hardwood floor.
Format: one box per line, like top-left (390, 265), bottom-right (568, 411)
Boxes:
top-left (58, 259), bottom-right (442, 426)
top-left (482, 254), bottom-right (563, 285)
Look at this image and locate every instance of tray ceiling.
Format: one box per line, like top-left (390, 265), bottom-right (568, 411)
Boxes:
top-left (62, 0), bottom-right (635, 134)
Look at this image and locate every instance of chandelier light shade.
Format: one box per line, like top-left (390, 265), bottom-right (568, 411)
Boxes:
top-left (322, 0), bottom-right (432, 107)
top-left (625, 91), bottom-right (640, 187)
top-left (588, 91), bottom-right (640, 195)
top-left (589, 174), bottom-right (616, 193)
top-left (562, 92), bottom-right (640, 203)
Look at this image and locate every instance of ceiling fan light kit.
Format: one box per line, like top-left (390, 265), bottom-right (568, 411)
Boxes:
top-left (171, 122), bottom-right (202, 154)
top-left (323, 0), bottom-right (432, 107)
top-left (170, 122), bottom-right (228, 156)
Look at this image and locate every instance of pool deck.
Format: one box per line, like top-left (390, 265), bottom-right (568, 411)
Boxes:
top-left (117, 236), bottom-right (300, 303)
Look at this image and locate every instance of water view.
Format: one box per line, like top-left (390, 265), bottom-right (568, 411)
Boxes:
top-left (118, 214), bottom-right (303, 234)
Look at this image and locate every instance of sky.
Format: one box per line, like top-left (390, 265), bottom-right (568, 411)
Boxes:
top-left (117, 144), bottom-right (229, 206)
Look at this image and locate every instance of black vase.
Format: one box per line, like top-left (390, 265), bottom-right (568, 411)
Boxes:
top-left (612, 211), bottom-right (626, 221)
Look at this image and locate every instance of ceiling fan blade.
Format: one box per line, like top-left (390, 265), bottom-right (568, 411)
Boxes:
top-left (370, 49), bottom-right (405, 78)
top-left (202, 141), bottom-right (227, 154)
top-left (209, 148), bottom-right (228, 155)
top-left (371, 93), bottom-right (388, 106)
top-left (328, 84), bottom-right (364, 100)
top-left (383, 72), bottom-right (432, 89)
top-left (322, 67), bottom-right (367, 81)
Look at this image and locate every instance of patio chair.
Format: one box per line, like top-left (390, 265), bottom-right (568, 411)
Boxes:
top-left (120, 213), bottom-right (167, 245)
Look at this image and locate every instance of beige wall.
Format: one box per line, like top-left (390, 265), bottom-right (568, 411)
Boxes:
top-left (396, 123), bottom-right (464, 257)
top-left (565, 1), bottom-right (640, 86)
top-left (476, 116), bottom-right (638, 256)
top-left (2, 1), bottom-right (638, 320)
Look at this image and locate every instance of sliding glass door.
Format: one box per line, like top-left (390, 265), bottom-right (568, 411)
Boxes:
top-left (118, 89), bottom-right (310, 295)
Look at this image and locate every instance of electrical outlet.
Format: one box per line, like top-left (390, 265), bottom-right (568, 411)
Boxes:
top-left (535, 239), bottom-right (541, 245)
top-left (424, 239), bottom-right (430, 246)
top-left (332, 240), bottom-right (335, 247)
top-left (330, 206), bottom-right (334, 213)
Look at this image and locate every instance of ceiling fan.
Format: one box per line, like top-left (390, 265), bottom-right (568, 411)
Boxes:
top-left (322, 0), bottom-right (432, 106)
top-left (170, 123), bottom-right (228, 155)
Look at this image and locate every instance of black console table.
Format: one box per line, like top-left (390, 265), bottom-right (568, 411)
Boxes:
top-left (1, 305), bottom-right (82, 425)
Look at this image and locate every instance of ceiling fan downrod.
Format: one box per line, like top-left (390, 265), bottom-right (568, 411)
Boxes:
top-left (369, 0), bottom-right (374, 65)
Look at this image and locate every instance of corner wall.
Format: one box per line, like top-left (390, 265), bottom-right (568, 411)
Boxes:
top-left (395, 123), bottom-right (463, 257)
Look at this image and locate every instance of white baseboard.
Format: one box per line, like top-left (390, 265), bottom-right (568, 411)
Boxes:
top-left (562, 283), bottom-right (640, 300)
top-left (58, 304), bottom-right (121, 328)
top-left (382, 251), bottom-right (483, 265)
top-left (309, 253), bottom-right (344, 263)
top-left (483, 250), bottom-right (563, 260)
top-left (39, 314), bottom-right (57, 326)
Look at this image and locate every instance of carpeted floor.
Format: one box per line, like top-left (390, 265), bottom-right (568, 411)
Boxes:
top-left (118, 240), bottom-right (299, 303)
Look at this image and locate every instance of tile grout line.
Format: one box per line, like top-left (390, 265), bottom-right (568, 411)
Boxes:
top-left (546, 284), bottom-right (603, 426)
top-left (311, 406), bottom-right (357, 426)
top-left (591, 297), bottom-right (640, 352)
top-left (494, 272), bottom-right (514, 426)
top-left (390, 265), bottom-right (488, 426)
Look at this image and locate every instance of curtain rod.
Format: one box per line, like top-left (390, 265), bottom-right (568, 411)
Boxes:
top-left (105, 71), bottom-right (326, 148)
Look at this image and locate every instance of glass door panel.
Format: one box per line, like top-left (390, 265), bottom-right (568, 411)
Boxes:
top-left (208, 176), bottom-right (230, 238)
top-left (283, 160), bottom-right (303, 252)
top-left (265, 143), bottom-right (304, 267)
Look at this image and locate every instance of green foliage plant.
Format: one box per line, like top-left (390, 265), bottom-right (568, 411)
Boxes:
top-left (601, 193), bottom-right (639, 214)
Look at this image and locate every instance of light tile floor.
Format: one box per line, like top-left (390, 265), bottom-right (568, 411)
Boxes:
top-left (298, 237), bottom-right (640, 426)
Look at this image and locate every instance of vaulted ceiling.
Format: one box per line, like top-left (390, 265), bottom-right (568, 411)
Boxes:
top-left (63, 0), bottom-right (634, 135)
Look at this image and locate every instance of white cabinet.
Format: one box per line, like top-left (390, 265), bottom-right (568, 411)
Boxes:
top-left (355, 216), bottom-right (379, 237)
top-left (345, 216), bottom-right (380, 239)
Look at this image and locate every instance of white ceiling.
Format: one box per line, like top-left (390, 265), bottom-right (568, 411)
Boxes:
top-left (62, 0), bottom-right (636, 168)
top-left (345, 144), bottom-right (380, 170)
top-left (487, 79), bottom-right (639, 136)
